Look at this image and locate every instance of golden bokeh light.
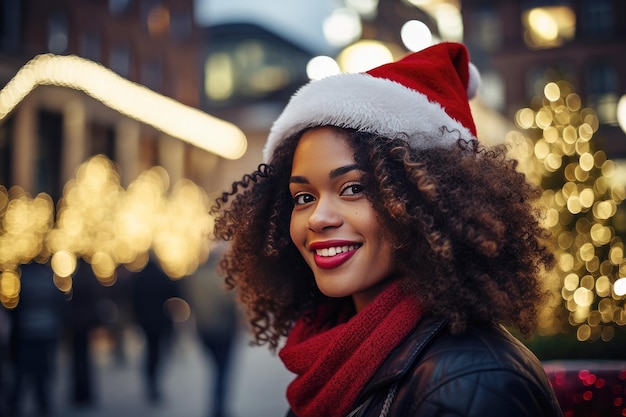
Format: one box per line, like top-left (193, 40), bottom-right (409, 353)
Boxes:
top-left (0, 270), bottom-right (20, 299)
top-left (336, 40), bottom-right (394, 73)
top-left (0, 188), bottom-right (54, 272)
top-left (522, 6), bottom-right (576, 49)
top-left (1, 155), bottom-right (215, 308)
top-left (51, 250), bottom-right (77, 278)
top-left (509, 80), bottom-right (626, 342)
top-left (544, 82), bottom-right (561, 102)
top-left (614, 278), bottom-right (626, 296)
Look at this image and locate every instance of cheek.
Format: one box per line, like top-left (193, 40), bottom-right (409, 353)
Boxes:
top-left (289, 212), bottom-right (301, 245)
top-left (289, 215), bottom-right (311, 262)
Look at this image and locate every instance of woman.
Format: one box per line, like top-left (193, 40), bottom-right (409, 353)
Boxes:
top-left (212, 42), bottom-right (562, 417)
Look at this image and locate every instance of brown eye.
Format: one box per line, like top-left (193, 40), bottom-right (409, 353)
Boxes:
top-left (340, 183), bottom-right (364, 196)
top-left (294, 193), bottom-right (316, 205)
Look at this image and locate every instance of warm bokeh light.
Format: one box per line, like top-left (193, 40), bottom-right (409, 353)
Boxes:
top-left (336, 40), bottom-right (394, 73)
top-left (522, 6), bottom-right (576, 49)
top-left (306, 56), bottom-right (341, 80)
top-left (0, 269), bottom-right (21, 309)
top-left (1, 155), bottom-right (215, 307)
top-left (323, 7), bottom-right (362, 48)
top-left (0, 186), bottom-right (54, 272)
top-left (204, 53), bottom-right (234, 101)
top-left (400, 20), bottom-right (433, 52)
top-left (0, 54), bottom-right (247, 159)
top-left (430, 2), bottom-right (463, 41)
top-left (617, 95), bottom-right (626, 134)
top-left (509, 80), bottom-right (626, 341)
top-left (405, 0), bottom-right (463, 42)
top-left (614, 278), bottom-right (626, 296)
top-left (51, 250), bottom-right (77, 278)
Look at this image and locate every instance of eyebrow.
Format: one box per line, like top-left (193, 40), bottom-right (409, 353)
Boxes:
top-left (289, 164), bottom-right (361, 184)
top-left (330, 164), bottom-right (361, 179)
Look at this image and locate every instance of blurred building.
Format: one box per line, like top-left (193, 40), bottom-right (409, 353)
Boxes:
top-left (198, 0), bottom-right (513, 149)
top-left (461, 0), bottom-right (626, 157)
top-left (200, 21), bottom-right (316, 169)
top-left (3, 0), bottom-right (625, 197)
top-left (0, 0), bottom-right (247, 202)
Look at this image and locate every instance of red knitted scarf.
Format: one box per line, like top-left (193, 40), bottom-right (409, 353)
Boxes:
top-left (279, 281), bottom-right (424, 417)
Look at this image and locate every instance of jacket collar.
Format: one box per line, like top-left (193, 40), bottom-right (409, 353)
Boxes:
top-left (358, 316), bottom-right (447, 399)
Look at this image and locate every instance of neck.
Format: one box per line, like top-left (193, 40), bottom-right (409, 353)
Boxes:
top-left (352, 275), bottom-right (399, 313)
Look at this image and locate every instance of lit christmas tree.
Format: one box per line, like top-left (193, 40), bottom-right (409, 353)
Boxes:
top-left (508, 81), bottom-right (626, 344)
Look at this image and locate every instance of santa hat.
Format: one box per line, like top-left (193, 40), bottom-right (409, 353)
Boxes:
top-left (262, 42), bottom-right (481, 162)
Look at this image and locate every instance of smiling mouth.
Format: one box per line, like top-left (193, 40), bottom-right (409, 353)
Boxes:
top-left (314, 244), bottom-right (359, 257)
top-left (311, 243), bottom-right (361, 269)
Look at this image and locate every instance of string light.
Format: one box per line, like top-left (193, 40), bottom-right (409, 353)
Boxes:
top-left (0, 54), bottom-right (247, 159)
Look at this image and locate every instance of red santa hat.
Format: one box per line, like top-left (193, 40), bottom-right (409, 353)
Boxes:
top-left (262, 42), bottom-right (481, 162)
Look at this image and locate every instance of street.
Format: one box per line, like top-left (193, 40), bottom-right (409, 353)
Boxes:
top-left (23, 323), bottom-right (293, 417)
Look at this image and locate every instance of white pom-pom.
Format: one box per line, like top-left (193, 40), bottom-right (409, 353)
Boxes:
top-left (467, 62), bottom-right (481, 99)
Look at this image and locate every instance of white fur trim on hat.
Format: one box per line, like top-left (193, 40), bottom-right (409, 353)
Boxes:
top-left (262, 73), bottom-right (475, 162)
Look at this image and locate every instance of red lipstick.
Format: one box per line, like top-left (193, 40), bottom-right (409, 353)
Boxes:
top-left (310, 240), bottom-right (360, 270)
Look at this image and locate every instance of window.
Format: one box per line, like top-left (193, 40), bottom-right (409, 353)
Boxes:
top-left (0, 0), bottom-right (20, 52)
top-left (141, 57), bottom-right (163, 91)
top-left (586, 61), bottom-right (618, 125)
top-left (48, 10), bottom-right (68, 54)
top-left (170, 11), bottom-right (191, 41)
top-left (109, 0), bottom-right (132, 15)
top-left (580, 0), bottom-right (613, 39)
top-left (37, 110), bottom-right (63, 200)
top-left (90, 122), bottom-right (115, 160)
top-left (470, 7), bottom-right (502, 52)
top-left (110, 43), bottom-right (131, 77)
top-left (81, 32), bottom-right (101, 62)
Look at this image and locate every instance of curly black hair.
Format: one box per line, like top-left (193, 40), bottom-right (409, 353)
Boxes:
top-left (211, 126), bottom-right (555, 351)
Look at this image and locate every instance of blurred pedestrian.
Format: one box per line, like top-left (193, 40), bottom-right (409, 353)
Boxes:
top-left (0, 307), bottom-right (10, 417)
top-left (8, 261), bottom-right (64, 416)
top-left (65, 259), bottom-right (102, 407)
top-left (211, 42), bottom-right (563, 416)
top-left (131, 255), bottom-right (178, 404)
top-left (183, 242), bottom-right (239, 417)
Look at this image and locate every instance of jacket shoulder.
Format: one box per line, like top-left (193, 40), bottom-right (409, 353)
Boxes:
top-left (408, 324), bottom-right (561, 416)
top-left (418, 322), bottom-right (548, 385)
top-left (361, 317), bottom-right (563, 417)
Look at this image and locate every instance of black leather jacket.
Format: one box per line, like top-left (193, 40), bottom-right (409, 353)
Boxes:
top-left (349, 316), bottom-right (562, 417)
top-left (287, 316), bottom-right (563, 417)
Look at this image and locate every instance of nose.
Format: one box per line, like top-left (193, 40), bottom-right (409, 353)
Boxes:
top-left (307, 197), bottom-right (342, 232)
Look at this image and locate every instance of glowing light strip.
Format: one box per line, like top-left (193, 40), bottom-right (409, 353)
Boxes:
top-left (0, 54), bottom-right (247, 159)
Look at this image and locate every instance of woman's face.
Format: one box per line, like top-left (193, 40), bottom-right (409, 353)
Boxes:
top-left (289, 127), bottom-right (396, 311)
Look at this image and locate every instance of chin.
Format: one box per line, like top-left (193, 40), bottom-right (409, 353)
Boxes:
top-left (314, 281), bottom-right (351, 299)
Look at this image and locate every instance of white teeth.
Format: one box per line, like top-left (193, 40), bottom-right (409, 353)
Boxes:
top-left (315, 245), bottom-right (357, 257)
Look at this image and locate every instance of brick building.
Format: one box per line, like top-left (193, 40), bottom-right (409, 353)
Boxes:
top-left (0, 0), bottom-right (247, 200)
